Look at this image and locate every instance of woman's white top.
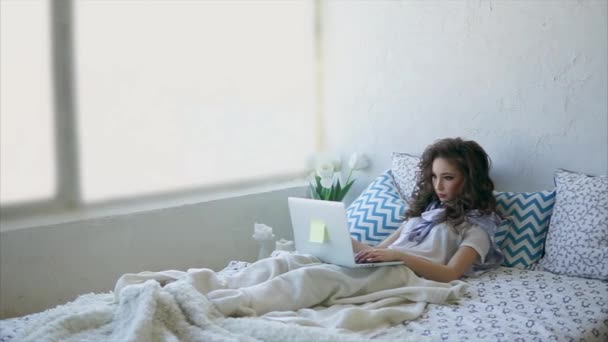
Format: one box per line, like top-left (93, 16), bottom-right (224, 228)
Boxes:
top-left (388, 217), bottom-right (491, 265)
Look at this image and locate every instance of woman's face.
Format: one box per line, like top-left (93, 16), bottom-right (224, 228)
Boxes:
top-left (431, 157), bottom-right (464, 203)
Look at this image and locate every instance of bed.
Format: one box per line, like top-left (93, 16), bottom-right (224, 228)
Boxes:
top-left (1, 259), bottom-right (606, 342)
top-left (1, 159), bottom-right (606, 341)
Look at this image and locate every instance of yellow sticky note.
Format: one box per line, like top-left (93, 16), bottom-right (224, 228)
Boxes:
top-left (309, 220), bottom-right (327, 243)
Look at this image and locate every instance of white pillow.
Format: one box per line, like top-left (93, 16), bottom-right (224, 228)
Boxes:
top-left (390, 152), bottom-right (420, 200)
top-left (537, 169), bottom-right (608, 280)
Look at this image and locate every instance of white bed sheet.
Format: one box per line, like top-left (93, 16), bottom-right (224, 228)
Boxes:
top-left (371, 267), bottom-right (608, 341)
top-left (212, 261), bottom-right (608, 341)
top-left (1, 262), bottom-right (607, 342)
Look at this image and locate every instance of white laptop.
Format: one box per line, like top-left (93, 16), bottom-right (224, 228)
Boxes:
top-left (287, 197), bottom-right (404, 268)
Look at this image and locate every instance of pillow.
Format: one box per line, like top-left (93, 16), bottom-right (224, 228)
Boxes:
top-left (391, 152), bottom-right (420, 200)
top-left (494, 190), bottom-right (556, 268)
top-left (537, 169), bottom-right (608, 280)
top-left (494, 217), bottom-right (512, 248)
top-left (347, 169), bottom-right (407, 245)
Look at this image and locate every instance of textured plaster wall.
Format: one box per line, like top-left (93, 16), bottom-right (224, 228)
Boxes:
top-left (322, 0), bottom-right (607, 195)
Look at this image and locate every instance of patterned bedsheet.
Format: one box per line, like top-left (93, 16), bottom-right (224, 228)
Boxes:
top-left (372, 267), bottom-right (608, 341)
top-left (1, 263), bottom-right (607, 342)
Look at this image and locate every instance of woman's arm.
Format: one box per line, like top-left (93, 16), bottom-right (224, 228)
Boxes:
top-left (354, 245), bottom-right (480, 283)
top-left (351, 225), bottom-right (404, 253)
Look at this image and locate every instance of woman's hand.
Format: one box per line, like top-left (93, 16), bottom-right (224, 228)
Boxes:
top-left (351, 238), bottom-right (373, 253)
top-left (355, 248), bottom-right (405, 263)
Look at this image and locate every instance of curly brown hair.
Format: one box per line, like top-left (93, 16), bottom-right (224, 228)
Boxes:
top-left (404, 137), bottom-right (496, 227)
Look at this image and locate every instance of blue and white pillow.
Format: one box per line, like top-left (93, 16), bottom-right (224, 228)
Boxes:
top-left (347, 170), bottom-right (407, 245)
top-left (494, 217), bottom-right (512, 248)
top-left (495, 190), bottom-right (556, 269)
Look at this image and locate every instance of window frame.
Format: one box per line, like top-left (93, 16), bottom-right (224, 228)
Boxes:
top-left (0, 0), bottom-right (79, 220)
top-left (0, 0), bottom-right (324, 224)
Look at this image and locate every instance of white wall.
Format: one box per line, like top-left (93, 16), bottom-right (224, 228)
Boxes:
top-left (0, 186), bottom-right (306, 318)
top-left (322, 0), bottom-right (607, 197)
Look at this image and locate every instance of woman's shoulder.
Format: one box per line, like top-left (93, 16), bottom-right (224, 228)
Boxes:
top-left (461, 222), bottom-right (487, 235)
top-left (460, 215), bottom-right (498, 242)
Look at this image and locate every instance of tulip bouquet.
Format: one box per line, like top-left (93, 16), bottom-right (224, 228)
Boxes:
top-left (309, 153), bottom-right (370, 202)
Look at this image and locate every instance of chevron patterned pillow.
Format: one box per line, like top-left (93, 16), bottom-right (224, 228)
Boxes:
top-left (494, 217), bottom-right (512, 248)
top-left (495, 190), bottom-right (556, 269)
top-left (347, 170), bottom-right (407, 246)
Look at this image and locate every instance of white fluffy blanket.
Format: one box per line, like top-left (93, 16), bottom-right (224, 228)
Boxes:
top-left (15, 254), bottom-right (467, 341)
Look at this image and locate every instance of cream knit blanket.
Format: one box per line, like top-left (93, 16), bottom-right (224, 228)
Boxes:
top-left (17, 254), bottom-right (467, 341)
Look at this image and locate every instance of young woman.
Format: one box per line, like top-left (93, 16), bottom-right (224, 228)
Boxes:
top-left (352, 137), bottom-right (503, 282)
top-left (114, 137), bottom-right (502, 318)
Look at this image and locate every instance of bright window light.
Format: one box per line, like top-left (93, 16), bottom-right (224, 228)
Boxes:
top-left (0, 0), bottom-right (56, 205)
top-left (74, 1), bottom-right (316, 203)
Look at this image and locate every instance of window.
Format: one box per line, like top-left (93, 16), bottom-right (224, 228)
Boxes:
top-left (0, 0), bottom-right (56, 205)
top-left (0, 0), bottom-right (318, 215)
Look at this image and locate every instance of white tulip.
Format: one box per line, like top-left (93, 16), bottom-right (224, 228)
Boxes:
top-left (331, 157), bottom-right (342, 172)
top-left (307, 171), bottom-right (318, 183)
top-left (348, 153), bottom-right (370, 171)
top-left (348, 153), bottom-right (358, 169)
top-left (316, 161), bottom-right (334, 179)
top-left (320, 176), bottom-right (334, 189)
top-left (314, 153), bottom-right (340, 171)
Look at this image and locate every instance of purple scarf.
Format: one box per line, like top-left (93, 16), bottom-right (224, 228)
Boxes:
top-left (408, 201), bottom-right (504, 275)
